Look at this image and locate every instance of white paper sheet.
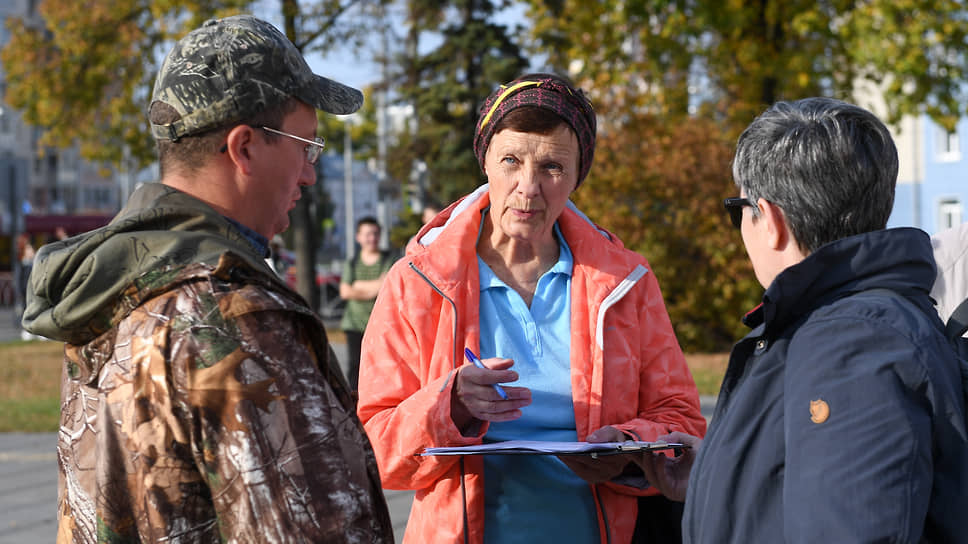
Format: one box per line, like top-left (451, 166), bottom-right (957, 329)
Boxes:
top-left (420, 440), bottom-right (687, 456)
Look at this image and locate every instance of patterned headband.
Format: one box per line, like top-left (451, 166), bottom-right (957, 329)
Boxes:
top-left (473, 76), bottom-right (597, 185)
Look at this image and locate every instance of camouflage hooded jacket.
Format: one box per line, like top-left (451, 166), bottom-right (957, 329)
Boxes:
top-left (22, 183), bottom-right (393, 543)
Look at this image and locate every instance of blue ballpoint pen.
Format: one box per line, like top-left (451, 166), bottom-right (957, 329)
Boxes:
top-left (463, 347), bottom-right (509, 400)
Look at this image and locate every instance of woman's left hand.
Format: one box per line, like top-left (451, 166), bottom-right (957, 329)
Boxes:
top-left (557, 426), bottom-right (635, 484)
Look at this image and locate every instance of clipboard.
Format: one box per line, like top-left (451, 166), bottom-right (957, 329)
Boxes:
top-left (420, 440), bottom-right (688, 457)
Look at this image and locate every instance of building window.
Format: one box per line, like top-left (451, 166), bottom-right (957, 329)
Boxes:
top-left (936, 127), bottom-right (961, 162)
top-left (939, 198), bottom-right (963, 231)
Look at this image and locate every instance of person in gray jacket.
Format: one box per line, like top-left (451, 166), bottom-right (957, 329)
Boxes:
top-left (639, 97), bottom-right (968, 543)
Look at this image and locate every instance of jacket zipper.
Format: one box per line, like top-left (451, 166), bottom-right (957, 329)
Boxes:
top-left (408, 262), bottom-right (470, 544)
top-left (408, 261), bottom-right (645, 544)
top-left (590, 264), bottom-right (649, 544)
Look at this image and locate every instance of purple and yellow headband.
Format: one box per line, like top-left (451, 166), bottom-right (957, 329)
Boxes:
top-left (473, 75), bottom-right (597, 185)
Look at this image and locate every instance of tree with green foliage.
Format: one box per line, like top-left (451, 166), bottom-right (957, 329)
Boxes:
top-left (2, 0), bottom-right (384, 167)
top-left (3, 1), bottom-right (246, 168)
top-left (2, 0), bottom-right (384, 308)
top-left (390, 0), bottom-right (528, 206)
top-left (274, 1), bottom-right (388, 307)
top-left (572, 114), bottom-right (756, 351)
top-left (523, 0), bottom-right (968, 351)
top-left (525, 0), bottom-right (968, 130)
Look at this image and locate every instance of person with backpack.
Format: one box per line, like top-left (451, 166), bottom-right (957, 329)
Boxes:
top-left (340, 216), bottom-right (394, 391)
top-left (639, 97), bottom-right (968, 543)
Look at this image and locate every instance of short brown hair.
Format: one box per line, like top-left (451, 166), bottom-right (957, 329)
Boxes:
top-left (150, 97), bottom-right (301, 176)
top-left (492, 106), bottom-right (567, 136)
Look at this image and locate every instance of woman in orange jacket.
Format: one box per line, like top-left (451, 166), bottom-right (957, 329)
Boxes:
top-left (357, 73), bottom-right (706, 544)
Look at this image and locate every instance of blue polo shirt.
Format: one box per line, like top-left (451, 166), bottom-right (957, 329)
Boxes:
top-left (478, 223), bottom-right (598, 543)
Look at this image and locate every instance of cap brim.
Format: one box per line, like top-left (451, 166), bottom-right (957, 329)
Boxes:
top-left (301, 74), bottom-right (364, 115)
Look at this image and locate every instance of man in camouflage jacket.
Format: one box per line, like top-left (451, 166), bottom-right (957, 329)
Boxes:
top-left (22, 15), bottom-right (392, 543)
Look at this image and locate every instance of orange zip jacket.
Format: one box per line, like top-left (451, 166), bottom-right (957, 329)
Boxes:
top-left (358, 187), bottom-right (706, 544)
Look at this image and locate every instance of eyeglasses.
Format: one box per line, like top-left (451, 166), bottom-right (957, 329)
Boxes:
top-left (723, 197), bottom-right (754, 229)
top-left (260, 126), bottom-right (326, 165)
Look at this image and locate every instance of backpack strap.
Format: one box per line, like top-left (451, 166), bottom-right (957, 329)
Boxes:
top-left (379, 250), bottom-right (393, 270)
top-left (945, 297), bottom-right (968, 342)
top-left (943, 299), bottom-right (968, 426)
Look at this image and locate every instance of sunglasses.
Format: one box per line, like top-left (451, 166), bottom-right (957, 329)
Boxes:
top-left (723, 197), bottom-right (754, 229)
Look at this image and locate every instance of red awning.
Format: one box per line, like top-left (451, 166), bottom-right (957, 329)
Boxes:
top-left (24, 214), bottom-right (113, 235)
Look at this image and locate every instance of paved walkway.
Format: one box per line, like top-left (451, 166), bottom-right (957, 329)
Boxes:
top-left (0, 432), bottom-right (414, 543)
top-left (0, 306), bottom-right (22, 343)
top-left (0, 306), bottom-right (715, 543)
top-left (0, 433), bottom-right (58, 544)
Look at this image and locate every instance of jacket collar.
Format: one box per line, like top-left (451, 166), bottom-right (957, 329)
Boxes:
top-left (404, 185), bottom-right (646, 300)
top-left (749, 227), bottom-right (936, 333)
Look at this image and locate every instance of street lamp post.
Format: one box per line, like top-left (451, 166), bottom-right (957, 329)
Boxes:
top-left (344, 115), bottom-right (355, 261)
top-left (8, 162), bottom-right (21, 327)
top-left (0, 105), bottom-right (22, 326)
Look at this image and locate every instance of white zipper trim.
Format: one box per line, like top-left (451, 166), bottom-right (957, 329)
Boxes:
top-left (595, 264), bottom-right (649, 349)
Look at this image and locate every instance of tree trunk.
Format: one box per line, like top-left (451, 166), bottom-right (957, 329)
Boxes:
top-left (292, 187), bottom-right (321, 310)
top-left (282, 0), bottom-right (320, 310)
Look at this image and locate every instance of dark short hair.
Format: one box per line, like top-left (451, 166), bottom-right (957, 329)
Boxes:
top-left (423, 197), bottom-right (442, 213)
top-left (732, 97), bottom-right (897, 253)
top-left (356, 216), bottom-right (381, 232)
top-left (150, 97), bottom-right (300, 176)
top-left (493, 106), bottom-right (567, 135)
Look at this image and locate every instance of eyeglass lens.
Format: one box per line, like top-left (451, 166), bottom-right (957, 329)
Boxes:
top-left (729, 205), bottom-right (742, 229)
top-left (261, 126), bottom-right (325, 165)
top-left (306, 139), bottom-right (324, 164)
top-left (724, 198), bottom-right (752, 229)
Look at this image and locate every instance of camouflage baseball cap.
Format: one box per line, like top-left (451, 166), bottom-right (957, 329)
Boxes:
top-left (149, 15), bottom-right (363, 141)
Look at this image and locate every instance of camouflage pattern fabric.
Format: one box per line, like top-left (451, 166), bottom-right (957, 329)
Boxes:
top-left (23, 184), bottom-right (392, 543)
top-left (56, 258), bottom-right (392, 543)
top-left (23, 183), bottom-right (274, 346)
top-left (150, 15), bottom-right (363, 141)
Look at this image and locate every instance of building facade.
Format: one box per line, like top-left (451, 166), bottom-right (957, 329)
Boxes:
top-left (318, 152), bottom-right (401, 262)
top-left (888, 115), bottom-right (968, 235)
top-left (855, 81), bottom-right (967, 236)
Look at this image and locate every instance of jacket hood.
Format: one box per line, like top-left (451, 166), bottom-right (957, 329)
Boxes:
top-left (754, 227), bottom-right (937, 331)
top-left (22, 183), bottom-right (278, 344)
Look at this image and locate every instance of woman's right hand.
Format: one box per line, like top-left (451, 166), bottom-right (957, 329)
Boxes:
top-left (450, 358), bottom-right (531, 434)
